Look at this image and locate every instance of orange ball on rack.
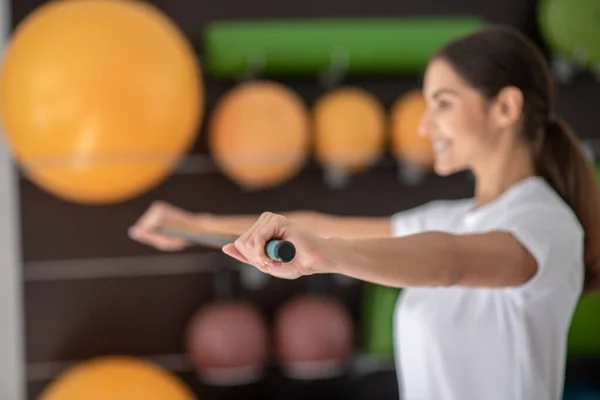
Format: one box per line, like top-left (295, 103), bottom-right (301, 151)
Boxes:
top-left (39, 356), bottom-right (197, 400)
top-left (0, 0), bottom-right (203, 204)
top-left (390, 89), bottom-right (434, 170)
top-left (208, 80), bottom-right (310, 190)
top-left (313, 87), bottom-right (386, 174)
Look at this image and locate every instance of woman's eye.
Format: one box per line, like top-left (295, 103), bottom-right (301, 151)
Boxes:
top-left (437, 100), bottom-right (451, 109)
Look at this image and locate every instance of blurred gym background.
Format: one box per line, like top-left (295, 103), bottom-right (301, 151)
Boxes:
top-left (0, 0), bottom-right (598, 399)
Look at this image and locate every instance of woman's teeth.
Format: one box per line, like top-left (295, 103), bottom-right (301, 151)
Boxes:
top-left (433, 140), bottom-right (451, 153)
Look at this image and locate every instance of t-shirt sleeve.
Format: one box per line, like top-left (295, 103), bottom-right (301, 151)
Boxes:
top-left (391, 200), bottom-right (463, 237)
top-left (493, 205), bottom-right (584, 294)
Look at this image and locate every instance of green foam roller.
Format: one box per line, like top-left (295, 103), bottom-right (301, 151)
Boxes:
top-left (538, 0), bottom-right (600, 68)
top-left (203, 17), bottom-right (486, 78)
top-left (568, 291), bottom-right (600, 356)
top-left (360, 283), bottom-right (401, 357)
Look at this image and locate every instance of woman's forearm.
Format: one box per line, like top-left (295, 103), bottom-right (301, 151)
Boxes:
top-left (200, 211), bottom-right (316, 236)
top-left (201, 211), bottom-right (392, 239)
top-left (321, 232), bottom-right (460, 287)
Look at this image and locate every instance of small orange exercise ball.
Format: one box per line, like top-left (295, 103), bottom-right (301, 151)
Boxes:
top-left (0, 0), bottom-right (203, 204)
top-left (209, 80), bottom-right (310, 190)
top-left (390, 89), bottom-right (433, 170)
top-left (313, 87), bottom-right (386, 174)
top-left (185, 301), bottom-right (270, 385)
top-left (39, 356), bottom-right (197, 400)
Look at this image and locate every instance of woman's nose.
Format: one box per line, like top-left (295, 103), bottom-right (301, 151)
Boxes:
top-left (419, 111), bottom-right (434, 138)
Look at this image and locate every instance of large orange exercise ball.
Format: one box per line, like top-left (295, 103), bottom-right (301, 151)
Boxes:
top-left (390, 90), bottom-right (433, 171)
top-left (274, 294), bottom-right (355, 379)
top-left (208, 80), bottom-right (310, 190)
top-left (313, 87), bottom-right (386, 179)
top-left (39, 356), bottom-right (197, 400)
top-left (185, 301), bottom-right (270, 385)
top-left (0, 0), bottom-right (203, 204)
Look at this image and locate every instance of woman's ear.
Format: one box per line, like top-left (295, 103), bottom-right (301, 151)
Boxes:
top-left (491, 86), bottom-right (524, 129)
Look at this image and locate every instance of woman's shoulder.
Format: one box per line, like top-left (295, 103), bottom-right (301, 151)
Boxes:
top-left (505, 177), bottom-right (580, 225)
top-left (496, 177), bottom-right (584, 246)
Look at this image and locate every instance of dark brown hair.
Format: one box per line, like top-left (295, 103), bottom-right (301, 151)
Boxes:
top-left (435, 25), bottom-right (600, 294)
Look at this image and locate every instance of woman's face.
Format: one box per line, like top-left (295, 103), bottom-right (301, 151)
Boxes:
top-left (420, 58), bottom-right (497, 176)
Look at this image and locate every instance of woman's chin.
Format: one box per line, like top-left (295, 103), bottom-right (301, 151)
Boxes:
top-left (433, 161), bottom-right (462, 177)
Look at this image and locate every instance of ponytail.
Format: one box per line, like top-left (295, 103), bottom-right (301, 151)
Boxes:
top-left (537, 117), bottom-right (600, 294)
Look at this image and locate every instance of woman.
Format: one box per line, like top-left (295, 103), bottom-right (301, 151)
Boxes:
top-left (129, 25), bottom-right (600, 400)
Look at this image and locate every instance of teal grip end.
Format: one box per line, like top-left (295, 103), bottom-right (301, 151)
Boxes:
top-left (265, 240), bottom-right (296, 262)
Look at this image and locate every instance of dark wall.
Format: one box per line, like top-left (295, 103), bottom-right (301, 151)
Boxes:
top-left (10, 0), bottom-right (600, 399)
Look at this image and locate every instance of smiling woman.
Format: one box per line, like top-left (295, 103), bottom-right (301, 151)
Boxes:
top-left (129, 24), bottom-right (600, 400)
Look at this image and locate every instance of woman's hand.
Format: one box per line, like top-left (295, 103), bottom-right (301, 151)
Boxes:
top-left (222, 212), bottom-right (332, 280)
top-left (128, 201), bottom-right (207, 251)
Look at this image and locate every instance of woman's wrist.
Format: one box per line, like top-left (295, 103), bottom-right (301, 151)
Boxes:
top-left (194, 212), bottom-right (214, 230)
top-left (314, 237), bottom-right (355, 275)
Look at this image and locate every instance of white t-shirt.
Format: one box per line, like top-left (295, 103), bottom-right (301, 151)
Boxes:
top-left (391, 176), bottom-right (584, 400)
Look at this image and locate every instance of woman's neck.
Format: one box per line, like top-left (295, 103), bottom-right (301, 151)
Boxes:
top-left (473, 143), bottom-right (536, 206)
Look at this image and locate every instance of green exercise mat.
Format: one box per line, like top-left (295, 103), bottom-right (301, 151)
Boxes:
top-left (361, 283), bottom-right (401, 357)
top-left (538, 0), bottom-right (600, 68)
top-left (203, 17), bottom-right (486, 78)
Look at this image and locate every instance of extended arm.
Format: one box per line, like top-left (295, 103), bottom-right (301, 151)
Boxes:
top-left (129, 202), bottom-right (394, 251)
top-left (224, 207), bottom-right (575, 289)
top-left (322, 231), bottom-right (538, 288)
top-left (202, 210), bottom-right (392, 239)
